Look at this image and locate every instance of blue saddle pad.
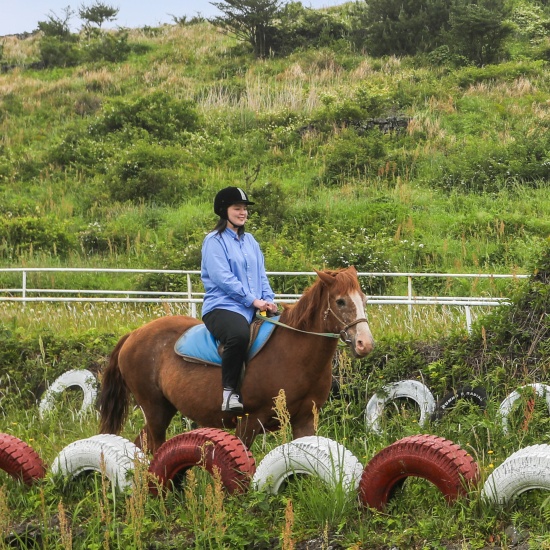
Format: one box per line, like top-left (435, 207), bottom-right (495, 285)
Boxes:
top-left (174, 317), bottom-right (279, 366)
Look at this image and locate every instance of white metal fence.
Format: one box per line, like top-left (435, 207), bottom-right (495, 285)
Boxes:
top-left (0, 268), bottom-right (528, 332)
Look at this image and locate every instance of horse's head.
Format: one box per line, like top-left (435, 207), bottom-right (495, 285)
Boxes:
top-left (315, 266), bottom-right (375, 358)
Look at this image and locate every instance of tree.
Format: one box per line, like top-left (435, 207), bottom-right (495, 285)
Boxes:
top-left (209, 0), bottom-right (282, 58)
top-left (37, 6), bottom-right (80, 67)
top-left (37, 6), bottom-right (75, 37)
top-left (360, 0), bottom-right (451, 57)
top-left (79, 1), bottom-right (119, 29)
top-left (446, 1), bottom-right (514, 65)
top-left (272, 1), bottom-right (350, 55)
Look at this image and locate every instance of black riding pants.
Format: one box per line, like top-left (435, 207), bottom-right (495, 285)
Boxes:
top-left (202, 309), bottom-right (250, 391)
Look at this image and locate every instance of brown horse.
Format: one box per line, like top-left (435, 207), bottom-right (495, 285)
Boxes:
top-left (99, 266), bottom-right (374, 453)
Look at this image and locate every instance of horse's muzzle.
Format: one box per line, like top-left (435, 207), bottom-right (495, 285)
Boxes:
top-left (345, 322), bottom-right (375, 357)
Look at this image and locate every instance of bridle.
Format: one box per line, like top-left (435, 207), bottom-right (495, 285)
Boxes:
top-left (323, 299), bottom-right (369, 345)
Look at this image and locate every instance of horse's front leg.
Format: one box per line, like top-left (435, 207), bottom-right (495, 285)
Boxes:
top-left (290, 415), bottom-right (316, 440)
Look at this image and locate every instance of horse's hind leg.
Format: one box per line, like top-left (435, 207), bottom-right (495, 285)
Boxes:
top-left (135, 397), bottom-right (177, 454)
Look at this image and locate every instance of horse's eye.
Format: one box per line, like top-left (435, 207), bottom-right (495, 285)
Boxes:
top-left (336, 298), bottom-right (346, 307)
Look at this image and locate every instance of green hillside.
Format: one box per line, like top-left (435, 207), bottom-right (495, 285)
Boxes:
top-left (1, 3), bottom-right (548, 290)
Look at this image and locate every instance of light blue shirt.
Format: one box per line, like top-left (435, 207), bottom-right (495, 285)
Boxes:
top-left (201, 227), bottom-right (275, 323)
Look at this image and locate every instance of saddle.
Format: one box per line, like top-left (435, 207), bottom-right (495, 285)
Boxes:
top-left (174, 315), bottom-right (279, 367)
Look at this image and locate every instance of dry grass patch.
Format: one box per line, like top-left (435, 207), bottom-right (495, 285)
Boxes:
top-left (1, 33), bottom-right (41, 64)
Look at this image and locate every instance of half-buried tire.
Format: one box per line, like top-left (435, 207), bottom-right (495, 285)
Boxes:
top-left (148, 427), bottom-right (255, 495)
top-left (39, 369), bottom-right (98, 419)
top-left (0, 433), bottom-right (46, 485)
top-left (50, 434), bottom-right (147, 491)
top-left (431, 386), bottom-right (488, 421)
top-left (359, 434), bottom-right (479, 510)
top-left (252, 435), bottom-right (363, 494)
top-left (365, 380), bottom-right (436, 433)
top-left (482, 445), bottom-right (550, 505)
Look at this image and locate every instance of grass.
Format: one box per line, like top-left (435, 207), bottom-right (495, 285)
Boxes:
top-left (3, 349), bottom-right (550, 548)
top-left (0, 299), bottom-right (499, 341)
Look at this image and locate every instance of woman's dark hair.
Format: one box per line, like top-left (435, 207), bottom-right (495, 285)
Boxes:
top-left (214, 218), bottom-right (244, 236)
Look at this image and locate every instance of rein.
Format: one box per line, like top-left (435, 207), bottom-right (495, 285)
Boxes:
top-left (256, 297), bottom-right (369, 345)
top-left (256, 313), bottom-right (341, 340)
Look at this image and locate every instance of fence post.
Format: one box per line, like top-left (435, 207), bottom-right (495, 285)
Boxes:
top-left (407, 275), bottom-right (413, 321)
top-left (464, 306), bottom-right (472, 333)
top-left (22, 270), bottom-right (27, 308)
top-left (187, 273), bottom-right (197, 318)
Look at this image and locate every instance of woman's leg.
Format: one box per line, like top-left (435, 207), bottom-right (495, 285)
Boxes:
top-left (203, 310), bottom-right (250, 408)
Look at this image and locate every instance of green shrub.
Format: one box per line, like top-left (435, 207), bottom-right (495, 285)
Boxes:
top-left (38, 36), bottom-right (80, 68)
top-left (105, 141), bottom-right (194, 204)
top-left (90, 90), bottom-right (200, 141)
top-left (47, 130), bottom-right (114, 174)
top-left (273, 3), bottom-right (351, 55)
top-left (445, 1), bottom-right (513, 66)
top-left (429, 131), bottom-right (550, 193)
top-left (80, 30), bottom-right (132, 63)
top-left (313, 228), bottom-right (395, 294)
top-left (321, 128), bottom-right (387, 184)
top-left (0, 216), bottom-right (77, 258)
top-left (0, 145), bottom-right (14, 183)
top-left (453, 60), bottom-right (546, 88)
top-left (249, 180), bottom-right (288, 231)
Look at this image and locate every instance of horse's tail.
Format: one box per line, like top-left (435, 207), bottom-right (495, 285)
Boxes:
top-left (99, 333), bottom-right (131, 435)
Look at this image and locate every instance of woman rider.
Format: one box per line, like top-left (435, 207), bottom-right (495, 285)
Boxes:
top-left (201, 187), bottom-right (278, 412)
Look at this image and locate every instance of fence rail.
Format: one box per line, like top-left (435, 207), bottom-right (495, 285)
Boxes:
top-left (0, 268), bottom-right (528, 332)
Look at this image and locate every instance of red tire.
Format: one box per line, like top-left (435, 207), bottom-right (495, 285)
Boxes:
top-left (0, 433), bottom-right (47, 485)
top-left (148, 428), bottom-right (255, 495)
top-left (359, 434), bottom-right (479, 510)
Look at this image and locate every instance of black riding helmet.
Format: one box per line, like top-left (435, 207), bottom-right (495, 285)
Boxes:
top-left (213, 187), bottom-right (255, 219)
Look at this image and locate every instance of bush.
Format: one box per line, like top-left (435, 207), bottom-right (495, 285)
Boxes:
top-left (313, 228), bottom-right (395, 294)
top-left (47, 130), bottom-right (114, 174)
top-left (453, 60), bottom-right (546, 88)
top-left (90, 90), bottom-right (200, 141)
top-left (445, 1), bottom-right (514, 66)
top-left (321, 128), bottom-right (387, 184)
top-left (429, 131), bottom-right (550, 193)
top-left (105, 141), bottom-right (195, 204)
top-left (38, 36), bottom-right (80, 68)
top-left (0, 216), bottom-right (76, 258)
top-left (273, 2), bottom-right (351, 55)
top-left (80, 30), bottom-right (132, 63)
top-left (249, 180), bottom-right (288, 231)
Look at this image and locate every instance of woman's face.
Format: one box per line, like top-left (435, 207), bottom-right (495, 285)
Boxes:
top-left (226, 203), bottom-right (249, 229)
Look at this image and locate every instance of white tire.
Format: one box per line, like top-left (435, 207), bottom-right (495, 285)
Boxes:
top-left (51, 434), bottom-right (148, 491)
top-left (501, 444), bottom-right (550, 463)
top-left (365, 380), bottom-right (436, 434)
top-left (498, 383), bottom-right (550, 434)
top-left (252, 436), bottom-right (363, 494)
top-left (481, 449), bottom-right (550, 505)
top-left (39, 369), bottom-right (98, 419)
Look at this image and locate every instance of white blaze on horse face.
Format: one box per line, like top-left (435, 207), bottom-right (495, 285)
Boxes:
top-left (349, 290), bottom-right (374, 356)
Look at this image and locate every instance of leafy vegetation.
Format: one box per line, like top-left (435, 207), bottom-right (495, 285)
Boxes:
top-left (0, 0), bottom-right (549, 547)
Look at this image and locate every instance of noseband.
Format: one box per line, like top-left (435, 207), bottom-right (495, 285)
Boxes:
top-left (323, 299), bottom-right (369, 345)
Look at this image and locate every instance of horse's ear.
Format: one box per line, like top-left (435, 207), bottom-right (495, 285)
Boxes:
top-left (315, 269), bottom-right (336, 286)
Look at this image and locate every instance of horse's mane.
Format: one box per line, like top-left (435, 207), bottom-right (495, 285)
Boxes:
top-left (279, 268), bottom-right (360, 330)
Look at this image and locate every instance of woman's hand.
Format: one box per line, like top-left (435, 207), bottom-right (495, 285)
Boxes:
top-left (253, 299), bottom-right (278, 313)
